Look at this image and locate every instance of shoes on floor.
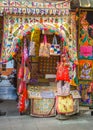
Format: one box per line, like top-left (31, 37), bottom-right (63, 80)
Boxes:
top-left (0, 111), bottom-right (6, 116)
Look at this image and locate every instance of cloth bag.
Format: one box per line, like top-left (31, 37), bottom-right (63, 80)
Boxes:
top-left (57, 81), bottom-right (70, 96)
top-left (39, 35), bottom-right (51, 57)
top-left (56, 95), bottom-right (74, 114)
top-left (50, 35), bottom-right (60, 56)
top-left (28, 30), bottom-right (35, 56)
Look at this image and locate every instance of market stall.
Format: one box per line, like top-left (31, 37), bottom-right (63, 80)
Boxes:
top-left (0, 0), bottom-right (79, 117)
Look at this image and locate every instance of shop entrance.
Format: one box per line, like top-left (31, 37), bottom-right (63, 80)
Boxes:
top-left (0, 59), bottom-right (18, 116)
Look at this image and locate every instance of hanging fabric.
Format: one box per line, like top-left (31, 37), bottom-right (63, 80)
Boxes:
top-left (39, 35), bottom-right (51, 57)
top-left (56, 47), bottom-right (70, 82)
top-left (18, 82), bottom-right (28, 113)
top-left (28, 30), bottom-right (36, 56)
top-left (24, 38), bottom-right (28, 62)
top-left (56, 61), bottom-right (70, 82)
top-left (56, 95), bottom-right (74, 114)
top-left (18, 52), bottom-right (24, 79)
top-left (50, 35), bottom-right (60, 56)
top-left (24, 66), bottom-right (30, 82)
top-left (18, 80), bottom-right (25, 95)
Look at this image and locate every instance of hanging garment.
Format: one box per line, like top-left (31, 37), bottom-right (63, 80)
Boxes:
top-left (50, 35), bottom-right (60, 56)
top-left (28, 30), bottom-right (35, 56)
top-left (39, 35), bottom-right (51, 57)
top-left (56, 62), bottom-right (70, 82)
top-left (18, 82), bottom-right (28, 113)
top-left (18, 65), bottom-right (24, 79)
top-left (18, 80), bottom-right (25, 95)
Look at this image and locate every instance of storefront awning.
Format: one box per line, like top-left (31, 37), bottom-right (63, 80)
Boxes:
top-left (71, 0), bottom-right (93, 8)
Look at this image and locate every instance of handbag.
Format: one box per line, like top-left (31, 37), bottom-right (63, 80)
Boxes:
top-left (50, 35), bottom-right (60, 56)
top-left (57, 81), bottom-right (70, 96)
top-left (56, 95), bottom-right (74, 114)
top-left (28, 30), bottom-right (35, 56)
top-left (39, 35), bottom-right (51, 57)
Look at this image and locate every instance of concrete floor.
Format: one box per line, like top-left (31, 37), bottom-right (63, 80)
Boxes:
top-left (0, 100), bottom-right (93, 130)
top-left (0, 111), bottom-right (93, 130)
top-left (0, 100), bottom-right (19, 116)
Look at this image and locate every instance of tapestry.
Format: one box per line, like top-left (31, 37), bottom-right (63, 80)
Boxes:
top-left (30, 98), bottom-right (56, 117)
top-left (67, 12), bottom-right (78, 63)
top-left (78, 11), bottom-right (93, 59)
top-left (56, 95), bottom-right (74, 114)
top-left (79, 81), bottom-right (93, 106)
top-left (78, 60), bottom-right (93, 80)
top-left (28, 85), bottom-right (56, 99)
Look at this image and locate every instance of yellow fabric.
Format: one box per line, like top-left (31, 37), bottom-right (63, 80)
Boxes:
top-left (56, 95), bottom-right (74, 114)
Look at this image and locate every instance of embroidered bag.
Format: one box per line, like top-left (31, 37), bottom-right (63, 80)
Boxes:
top-left (57, 81), bottom-right (70, 96)
top-left (50, 35), bottom-right (60, 56)
top-left (39, 35), bottom-right (51, 57)
top-left (56, 95), bottom-right (74, 114)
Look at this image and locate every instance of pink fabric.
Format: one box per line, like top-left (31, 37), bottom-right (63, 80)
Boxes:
top-left (80, 46), bottom-right (92, 57)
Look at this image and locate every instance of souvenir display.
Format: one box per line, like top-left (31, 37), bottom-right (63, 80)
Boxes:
top-left (39, 56), bottom-right (60, 74)
top-left (0, 0), bottom-right (80, 118)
